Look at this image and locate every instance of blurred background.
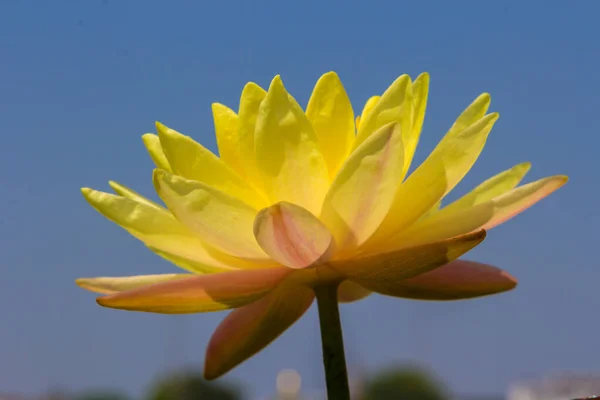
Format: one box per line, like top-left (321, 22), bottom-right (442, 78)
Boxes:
top-left (1, 1), bottom-right (599, 399)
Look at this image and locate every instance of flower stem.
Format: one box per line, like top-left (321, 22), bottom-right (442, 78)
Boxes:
top-left (314, 282), bottom-right (350, 400)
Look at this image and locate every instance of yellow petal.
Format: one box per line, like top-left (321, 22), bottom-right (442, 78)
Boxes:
top-left (142, 133), bottom-right (172, 172)
top-left (306, 71), bottom-right (355, 178)
top-left (156, 122), bottom-right (266, 209)
top-left (108, 181), bottom-right (163, 210)
top-left (441, 162), bottom-right (531, 215)
top-left (320, 122), bottom-right (405, 252)
top-left (254, 202), bottom-right (334, 269)
top-left (482, 175), bottom-right (568, 229)
top-left (255, 75), bottom-right (330, 215)
top-left (337, 280), bottom-right (372, 303)
top-left (354, 75), bottom-right (412, 150)
top-left (76, 274), bottom-right (189, 295)
top-left (212, 103), bottom-right (245, 177)
top-left (96, 268), bottom-right (290, 314)
top-left (153, 170), bottom-right (268, 260)
top-left (446, 93), bottom-right (491, 140)
top-left (335, 230), bottom-right (486, 296)
top-left (237, 82), bottom-right (267, 188)
top-left (204, 283), bottom-right (314, 379)
top-left (360, 96), bottom-right (381, 123)
top-left (81, 188), bottom-right (238, 274)
top-left (406, 73), bottom-right (430, 171)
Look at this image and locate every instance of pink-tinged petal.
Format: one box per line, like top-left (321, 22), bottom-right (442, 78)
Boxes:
top-left (204, 284), bottom-right (314, 379)
top-left (254, 202), bottom-right (334, 269)
top-left (76, 274), bottom-right (189, 295)
top-left (337, 280), bottom-right (372, 303)
top-left (386, 260), bottom-right (517, 300)
top-left (336, 230), bottom-right (486, 296)
top-left (96, 268), bottom-right (289, 314)
top-left (483, 175), bottom-right (568, 229)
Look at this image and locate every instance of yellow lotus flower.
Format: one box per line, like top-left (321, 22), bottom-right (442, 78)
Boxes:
top-left (78, 72), bottom-right (566, 379)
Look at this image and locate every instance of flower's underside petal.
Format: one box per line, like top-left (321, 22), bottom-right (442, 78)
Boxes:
top-left (204, 284), bottom-right (314, 380)
top-left (255, 76), bottom-right (330, 215)
top-left (212, 103), bottom-right (246, 178)
top-left (335, 230), bottom-right (486, 296)
top-left (96, 268), bottom-right (290, 314)
top-left (142, 133), bottom-right (172, 172)
top-left (365, 109), bottom-right (498, 252)
top-left (156, 122), bottom-right (266, 209)
top-left (482, 175), bottom-right (568, 229)
top-left (320, 122), bottom-right (405, 252)
top-left (81, 188), bottom-right (236, 274)
top-left (108, 181), bottom-right (164, 210)
top-left (237, 82), bottom-right (267, 189)
top-left (440, 162), bottom-right (531, 215)
top-left (383, 260), bottom-right (517, 300)
top-left (337, 280), bottom-right (372, 303)
top-left (154, 170), bottom-right (268, 261)
top-left (76, 274), bottom-right (190, 295)
top-left (306, 71), bottom-right (355, 179)
top-left (254, 202), bottom-right (334, 269)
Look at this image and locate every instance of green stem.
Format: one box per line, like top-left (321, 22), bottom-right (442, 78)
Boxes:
top-left (314, 282), bottom-right (351, 400)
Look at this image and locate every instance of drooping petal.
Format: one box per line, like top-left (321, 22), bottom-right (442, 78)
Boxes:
top-left (81, 188), bottom-right (237, 274)
top-left (382, 260), bottom-right (517, 300)
top-left (156, 122), bottom-right (266, 209)
top-left (320, 122), bottom-right (405, 252)
top-left (365, 111), bottom-right (499, 252)
top-left (441, 162), bottom-right (531, 215)
top-left (142, 133), bottom-right (172, 172)
top-left (337, 280), bottom-right (372, 303)
top-left (108, 181), bottom-right (163, 210)
top-left (212, 103), bottom-right (245, 177)
top-left (482, 175), bottom-right (568, 229)
top-left (76, 274), bottom-right (189, 295)
top-left (204, 284), bottom-right (314, 379)
top-left (255, 76), bottom-right (330, 215)
top-left (305, 71), bottom-right (355, 179)
top-left (96, 268), bottom-right (290, 314)
top-left (237, 82), bottom-right (267, 188)
top-left (254, 202), bottom-right (334, 269)
top-left (335, 230), bottom-right (486, 296)
top-left (154, 170), bottom-right (268, 260)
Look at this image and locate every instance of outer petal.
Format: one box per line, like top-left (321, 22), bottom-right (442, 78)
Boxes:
top-left (237, 82), bottom-right (267, 188)
top-left (335, 230), bottom-right (486, 296)
top-left (254, 202), bottom-right (334, 269)
top-left (383, 260), bottom-right (517, 300)
top-left (81, 188), bottom-right (237, 274)
top-left (482, 175), bottom-right (568, 229)
top-left (154, 170), bottom-right (268, 260)
top-left (96, 268), bottom-right (290, 314)
top-left (337, 280), bottom-right (372, 303)
top-left (306, 71), bottom-right (355, 179)
top-left (142, 133), bottom-right (172, 172)
top-left (108, 181), bottom-right (163, 210)
top-left (76, 274), bottom-right (189, 295)
top-left (320, 122), bottom-right (405, 252)
top-left (156, 122), bottom-right (266, 209)
top-left (204, 284), bottom-right (314, 379)
top-left (255, 76), bottom-right (330, 215)
top-left (212, 103), bottom-right (245, 177)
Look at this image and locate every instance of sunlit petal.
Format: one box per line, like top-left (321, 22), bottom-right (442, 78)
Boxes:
top-left (212, 103), bottom-right (246, 177)
top-left (76, 274), bottom-right (189, 295)
top-left (108, 181), bottom-right (163, 210)
top-left (142, 133), bottom-right (172, 172)
top-left (237, 82), bottom-right (267, 188)
top-left (406, 72), bottom-right (430, 171)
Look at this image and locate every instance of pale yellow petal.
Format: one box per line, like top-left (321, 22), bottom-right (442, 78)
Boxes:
top-left (406, 72), bottom-right (430, 171)
top-left (306, 71), bottom-right (355, 179)
top-left (156, 122), bottom-right (266, 209)
top-left (153, 170), bottom-right (268, 260)
top-left (142, 133), bottom-right (172, 172)
top-left (446, 93), bottom-right (491, 140)
top-left (212, 103), bottom-right (245, 177)
top-left (108, 181), bottom-right (163, 210)
top-left (76, 274), bottom-right (189, 295)
top-left (237, 82), bottom-right (267, 188)
top-left (96, 268), bottom-right (290, 314)
top-left (81, 188), bottom-right (238, 274)
top-left (254, 202), bottom-right (334, 269)
top-left (255, 75), bottom-right (330, 215)
top-left (320, 122), bottom-right (405, 252)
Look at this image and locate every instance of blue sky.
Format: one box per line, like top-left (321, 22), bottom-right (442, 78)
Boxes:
top-left (1, 1), bottom-right (598, 398)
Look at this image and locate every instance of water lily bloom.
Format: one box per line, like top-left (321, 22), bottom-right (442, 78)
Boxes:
top-left (78, 72), bottom-right (566, 379)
